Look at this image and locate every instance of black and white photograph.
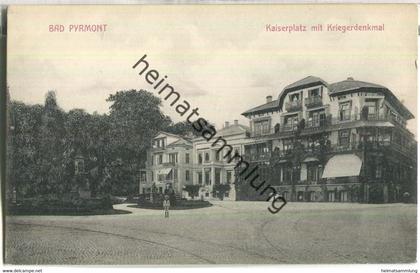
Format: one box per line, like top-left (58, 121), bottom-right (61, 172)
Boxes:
top-left (1, 3), bottom-right (418, 270)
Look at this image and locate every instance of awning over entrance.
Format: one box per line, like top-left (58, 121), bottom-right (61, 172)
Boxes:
top-left (158, 168), bottom-right (172, 175)
top-left (322, 154), bottom-right (362, 179)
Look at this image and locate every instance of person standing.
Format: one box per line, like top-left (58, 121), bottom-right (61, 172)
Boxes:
top-left (163, 194), bottom-right (170, 218)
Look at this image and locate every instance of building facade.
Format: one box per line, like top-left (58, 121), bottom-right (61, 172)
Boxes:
top-left (140, 132), bottom-right (194, 196)
top-left (141, 76), bottom-right (416, 203)
top-left (192, 120), bottom-right (252, 200)
top-left (239, 76), bottom-right (417, 203)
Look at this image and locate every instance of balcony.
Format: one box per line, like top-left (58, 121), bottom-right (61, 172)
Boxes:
top-left (250, 128), bottom-right (275, 137)
top-left (285, 100), bottom-right (302, 112)
top-left (161, 162), bottom-right (176, 167)
top-left (243, 152), bottom-right (271, 162)
top-left (304, 96), bottom-right (323, 109)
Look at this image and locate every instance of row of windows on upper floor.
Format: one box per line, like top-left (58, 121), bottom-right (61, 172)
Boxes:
top-left (151, 152), bottom-right (189, 165)
top-left (150, 147), bottom-right (241, 166)
top-left (143, 168), bottom-right (235, 186)
top-left (252, 98), bottom-right (407, 136)
top-left (245, 127), bottom-right (415, 158)
top-left (196, 148), bottom-right (241, 164)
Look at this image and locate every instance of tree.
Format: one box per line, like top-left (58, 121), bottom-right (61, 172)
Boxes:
top-left (7, 89), bottom-right (177, 202)
top-left (183, 184), bottom-right (201, 200)
top-left (165, 121), bottom-right (201, 137)
top-left (8, 101), bottom-right (43, 199)
top-left (213, 184), bottom-right (231, 200)
top-left (106, 90), bottom-right (170, 195)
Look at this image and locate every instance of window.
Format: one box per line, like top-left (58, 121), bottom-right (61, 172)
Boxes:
top-left (226, 170), bottom-right (233, 184)
top-left (169, 153), bottom-right (178, 163)
top-left (215, 168), bottom-right (221, 184)
top-left (204, 169), bottom-right (211, 185)
top-left (365, 99), bottom-right (378, 118)
top-left (185, 170), bottom-right (190, 181)
top-left (158, 154), bottom-right (163, 164)
top-left (154, 138), bottom-right (165, 148)
top-left (205, 192), bottom-right (209, 197)
top-left (225, 192), bottom-right (229, 197)
top-left (290, 93), bottom-right (300, 101)
top-left (205, 152), bottom-right (210, 162)
top-left (158, 174), bottom-right (166, 182)
top-left (173, 169), bottom-right (178, 180)
top-left (151, 155), bottom-right (154, 166)
top-left (308, 110), bottom-right (325, 127)
top-left (185, 153), bottom-right (190, 164)
top-left (198, 153), bottom-right (203, 164)
top-left (307, 164), bottom-right (318, 182)
top-left (339, 102), bottom-right (351, 121)
top-left (340, 191), bottom-right (348, 202)
top-left (338, 130), bottom-right (350, 146)
top-left (283, 139), bottom-right (293, 152)
top-left (198, 172), bottom-right (203, 184)
top-left (309, 191), bottom-right (316, 201)
top-left (284, 115), bottom-right (298, 130)
top-left (283, 166), bottom-right (292, 182)
top-left (151, 171), bottom-right (154, 181)
top-left (140, 172), bottom-right (147, 182)
top-left (309, 88), bottom-right (320, 97)
top-left (254, 120), bottom-right (270, 135)
top-left (215, 150), bottom-right (221, 161)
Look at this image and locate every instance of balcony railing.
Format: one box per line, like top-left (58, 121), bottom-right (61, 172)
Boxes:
top-left (249, 112), bottom-right (411, 138)
top-left (250, 128), bottom-right (275, 137)
top-left (162, 162), bottom-right (176, 167)
top-left (304, 96), bottom-right (323, 108)
top-left (243, 152), bottom-right (271, 162)
top-left (285, 100), bottom-right (302, 112)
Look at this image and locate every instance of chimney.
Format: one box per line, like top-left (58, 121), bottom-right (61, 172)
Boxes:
top-left (347, 77), bottom-right (354, 80)
top-left (234, 120), bottom-right (239, 125)
top-left (224, 121), bottom-right (230, 128)
top-left (266, 95), bottom-right (273, 103)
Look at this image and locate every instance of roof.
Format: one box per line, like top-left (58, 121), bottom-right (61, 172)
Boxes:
top-left (278, 76), bottom-right (329, 111)
top-left (217, 123), bottom-right (250, 137)
top-left (283, 76), bottom-right (329, 92)
top-left (329, 79), bottom-right (386, 94)
top-left (329, 78), bottom-right (414, 119)
top-left (242, 99), bottom-right (279, 116)
top-left (167, 138), bottom-right (192, 147)
top-left (192, 123), bottom-right (250, 142)
top-left (155, 131), bottom-right (192, 145)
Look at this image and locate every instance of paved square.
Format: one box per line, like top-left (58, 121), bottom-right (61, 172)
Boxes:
top-left (5, 202), bottom-right (416, 264)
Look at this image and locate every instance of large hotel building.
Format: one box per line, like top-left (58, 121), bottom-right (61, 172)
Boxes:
top-left (140, 76), bottom-right (417, 203)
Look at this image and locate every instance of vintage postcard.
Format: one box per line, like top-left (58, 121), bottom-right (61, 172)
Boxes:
top-left (3, 4), bottom-right (418, 266)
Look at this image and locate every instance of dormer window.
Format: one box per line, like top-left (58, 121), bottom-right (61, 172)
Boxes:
top-left (339, 102), bottom-right (351, 121)
top-left (254, 119), bottom-right (270, 135)
top-left (309, 88), bottom-right (321, 98)
top-left (154, 138), bottom-right (165, 148)
top-left (290, 93), bottom-right (300, 101)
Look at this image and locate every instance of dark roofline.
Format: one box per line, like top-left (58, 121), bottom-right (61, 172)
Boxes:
top-left (241, 99), bottom-right (279, 116)
top-left (155, 131), bottom-right (193, 144)
top-left (329, 86), bottom-right (414, 120)
top-left (278, 79), bottom-right (328, 111)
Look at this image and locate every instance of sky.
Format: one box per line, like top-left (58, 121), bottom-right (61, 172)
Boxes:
top-left (7, 4), bottom-right (418, 134)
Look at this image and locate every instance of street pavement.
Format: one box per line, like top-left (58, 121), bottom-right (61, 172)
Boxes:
top-left (5, 201), bottom-right (417, 264)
